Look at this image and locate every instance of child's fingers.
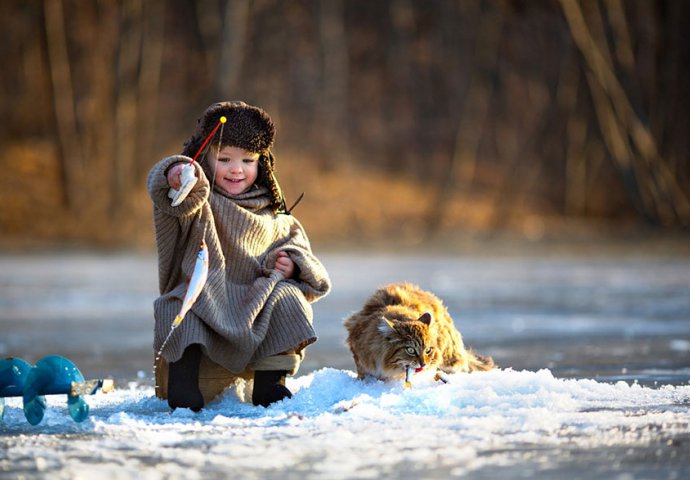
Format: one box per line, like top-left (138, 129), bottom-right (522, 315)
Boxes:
top-left (275, 263), bottom-right (287, 275)
top-left (167, 164), bottom-right (184, 189)
top-left (168, 174), bottom-right (178, 189)
top-left (274, 254), bottom-right (294, 277)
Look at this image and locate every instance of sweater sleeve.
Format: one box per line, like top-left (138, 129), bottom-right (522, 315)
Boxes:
top-left (147, 155), bottom-right (210, 218)
top-left (148, 155), bottom-right (213, 294)
top-left (264, 217), bottom-right (331, 303)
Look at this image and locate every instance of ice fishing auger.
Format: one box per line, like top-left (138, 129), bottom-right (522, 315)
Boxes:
top-left (0, 355), bottom-right (114, 425)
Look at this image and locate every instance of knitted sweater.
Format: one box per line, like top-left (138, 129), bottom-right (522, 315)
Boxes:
top-left (147, 155), bottom-right (331, 373)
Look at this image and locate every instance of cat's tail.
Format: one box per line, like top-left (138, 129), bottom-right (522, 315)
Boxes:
top-left (466, 351), bottom-right (496, 372)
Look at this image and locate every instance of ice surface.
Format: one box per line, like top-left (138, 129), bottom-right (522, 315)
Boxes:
top-left (1, 247), bottom-right (689, 478)
top-left (2, 368), bottom-right (689, 479)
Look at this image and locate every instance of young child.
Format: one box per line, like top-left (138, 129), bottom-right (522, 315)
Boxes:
top-left (147, 101), bottom-right (331, 411)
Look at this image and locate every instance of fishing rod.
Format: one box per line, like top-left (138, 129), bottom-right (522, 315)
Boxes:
top-left (156, 116), bottom-right (226, 376)
top-left (168, 116), bottom-right (227, 206)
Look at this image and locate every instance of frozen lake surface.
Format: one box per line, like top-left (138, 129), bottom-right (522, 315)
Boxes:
top-left (1, 245), bottom-right (689, 478)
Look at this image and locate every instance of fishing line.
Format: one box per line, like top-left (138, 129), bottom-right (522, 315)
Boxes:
top-left (154, 116), bottom-right (226, 389)
top-left (201, 116), bottom-right (226, 241)
top-left (210, 116), bottom-right (225, 192)
top-left (190, 117), bottom-right (226, 165)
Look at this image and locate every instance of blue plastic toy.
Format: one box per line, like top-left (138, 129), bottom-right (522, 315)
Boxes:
top-left (0, 355), bottom-right (114, 425)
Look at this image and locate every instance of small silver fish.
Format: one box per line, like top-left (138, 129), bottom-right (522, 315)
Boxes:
top-left (172, 241), bottom-right (209, 328)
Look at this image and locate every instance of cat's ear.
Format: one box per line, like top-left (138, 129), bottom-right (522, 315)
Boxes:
top-left (418, 312), bottom-right (433, 325)
top-left (378, 317), bottom-right (395, 334)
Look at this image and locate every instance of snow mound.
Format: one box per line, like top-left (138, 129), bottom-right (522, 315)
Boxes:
top-left (2, 368), bottom-right (689, 478)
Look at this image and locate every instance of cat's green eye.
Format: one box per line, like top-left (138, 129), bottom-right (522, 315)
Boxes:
top-left (405, 347), bottom-right (416, 355)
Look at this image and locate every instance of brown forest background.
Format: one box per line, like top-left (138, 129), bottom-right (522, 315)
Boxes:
top-left (1, 0), bottom-right (689, 249)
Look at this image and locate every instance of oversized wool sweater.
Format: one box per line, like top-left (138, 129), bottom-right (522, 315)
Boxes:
top-left (147, 155), bottom-right (331, 373)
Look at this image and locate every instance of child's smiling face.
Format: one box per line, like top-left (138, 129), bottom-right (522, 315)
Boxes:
top-left (209, 145), bottom-right (260, 195)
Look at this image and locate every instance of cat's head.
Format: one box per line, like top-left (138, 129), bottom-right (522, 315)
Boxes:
top-left (378, 311), bottom-right (441, 371)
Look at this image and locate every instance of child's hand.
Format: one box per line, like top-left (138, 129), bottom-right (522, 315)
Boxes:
top-left (167, 163), bottom-right (186, 190)
top-left (274, 251), bottom-right (295, 278)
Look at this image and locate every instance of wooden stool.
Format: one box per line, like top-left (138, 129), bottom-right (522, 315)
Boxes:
top-left (154, 353), bottom-right (252, 404)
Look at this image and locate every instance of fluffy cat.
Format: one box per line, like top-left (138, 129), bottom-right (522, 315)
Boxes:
top-left (344, 282), bottom-right (494, 382)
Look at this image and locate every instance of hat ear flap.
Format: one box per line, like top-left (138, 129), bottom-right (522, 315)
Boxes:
top-left (258, 152), bottom-right (287, 214)
top-left (265, 151), bottom-right (276, 170)
top-left (263, 152), bottom-right (305, 215)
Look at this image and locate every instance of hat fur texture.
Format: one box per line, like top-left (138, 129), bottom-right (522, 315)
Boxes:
top-left (182, 101), bottom-right (287, 214)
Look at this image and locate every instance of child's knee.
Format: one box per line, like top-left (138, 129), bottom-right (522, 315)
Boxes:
top-left (251, 351), bottom-right (302, 376)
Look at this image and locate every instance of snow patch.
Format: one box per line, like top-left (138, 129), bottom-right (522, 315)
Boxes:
top-left (2, 368), bottom-right (689, 478)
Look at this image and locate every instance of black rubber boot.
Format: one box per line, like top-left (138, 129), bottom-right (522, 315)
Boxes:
top-left (167, 344), bottom-right (204, 412)
top-left (252, 370), bottom-right (293, 407)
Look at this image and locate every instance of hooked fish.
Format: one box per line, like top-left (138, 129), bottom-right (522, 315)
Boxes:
top-left (404, 366), bottom-right (449, 388)
top-left (172, 241), bottom-right (209, 328)
top-left (404, 366), bottom-right (422, 389)
top-left (404, 366), bottom-right (413, 388)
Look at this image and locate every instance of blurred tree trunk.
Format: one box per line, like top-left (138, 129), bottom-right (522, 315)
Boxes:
top-left (112, 0), bottom-right (143, 217)
top-left (656, 1), bottom-right (688, 176)
top-left (195, 0), bottom-right (222, 84)
top-left (385, 0), bottom-right (414, 171)
top-left (86, 0), bottom-right (118, 221)
top-left (214, 0), bottom-right (250, 99)
top-left (316, 0), bottom-right (348, 162)
top-left (136, 0), bottom-right (166, 178)
top-left (43, 0), bottom-right (83, 211)
top-left (560, 56), bottom-right (588, 216)
top-left (427, 0), bottom-right (505, 234)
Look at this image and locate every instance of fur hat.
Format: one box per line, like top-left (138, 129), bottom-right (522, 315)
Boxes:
top-left (183, 101), bottom-right (275, 156)
top-left (182, 101), bottom-right (291, 214)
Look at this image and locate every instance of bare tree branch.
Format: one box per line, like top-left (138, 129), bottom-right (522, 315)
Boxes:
top-left (559, 0), bottom-right (690, 226)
